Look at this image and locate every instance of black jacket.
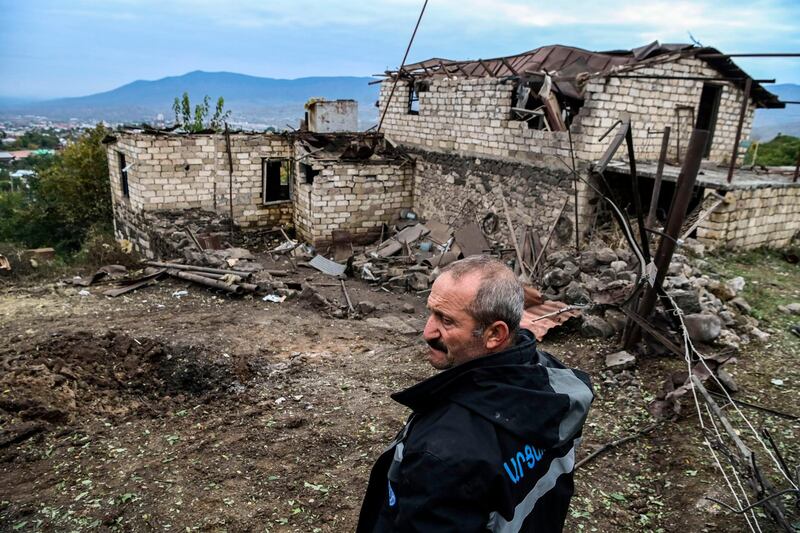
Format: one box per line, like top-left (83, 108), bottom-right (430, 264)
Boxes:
top-left (357, 330), bottom-right (593, 533)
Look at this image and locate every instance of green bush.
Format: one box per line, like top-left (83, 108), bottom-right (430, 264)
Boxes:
top-left (744, 134), bottom-right (800, 167)
top-left (0, 124), bottom-right (112, 255)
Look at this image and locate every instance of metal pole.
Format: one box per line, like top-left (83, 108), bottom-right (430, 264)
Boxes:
top-left (568, 127), bottom-right (580, 252)
top-left (727, 77), bottom-right (752, 183)
top-left (224, 124), bottom-right (235, 240)
top-left (625, 129), bottom-right (709, 349)
top-left (647, 126), bottom-right (671, 228)
top-left (376, 0), bottom-right (429, 132)
top-left (625, 127), bottom-right (651, 263)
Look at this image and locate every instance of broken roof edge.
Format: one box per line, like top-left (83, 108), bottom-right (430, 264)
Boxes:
top-left (383, 42), bottom-right (784, 109)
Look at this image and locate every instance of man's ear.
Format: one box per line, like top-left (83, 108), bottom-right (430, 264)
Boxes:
top-left (484, 321), bottom-right (511, 352)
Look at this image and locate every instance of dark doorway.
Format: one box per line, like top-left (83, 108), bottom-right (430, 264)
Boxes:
top-left (695, 84), bottom-right (722, 158)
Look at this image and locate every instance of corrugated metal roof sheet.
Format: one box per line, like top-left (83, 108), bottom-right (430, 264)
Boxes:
top-left (397, 42), bottom-right (782, 109)
top-left (521, 300), bottom-right (581, 341)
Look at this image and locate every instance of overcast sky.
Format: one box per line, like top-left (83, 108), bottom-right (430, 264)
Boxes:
top-left (1, 0), bottom-right (798, 99)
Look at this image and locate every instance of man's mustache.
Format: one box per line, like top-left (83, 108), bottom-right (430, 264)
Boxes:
top-left (426, 338), bottom-right (447, 353)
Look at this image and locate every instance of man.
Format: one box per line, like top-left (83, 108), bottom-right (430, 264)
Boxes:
top-left (357, 255), bottom-right (593, 532)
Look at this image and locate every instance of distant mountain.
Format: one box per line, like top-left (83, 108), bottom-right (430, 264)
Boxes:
top-left (0, 71), bottom-right (381, 128)
top-left (752, 84), bottom-right (800, 141)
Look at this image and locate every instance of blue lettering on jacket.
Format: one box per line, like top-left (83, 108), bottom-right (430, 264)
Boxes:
top-left (387, 480), bottom-right (397, 507)
top-left (503, 445), bottom-right (544, 484)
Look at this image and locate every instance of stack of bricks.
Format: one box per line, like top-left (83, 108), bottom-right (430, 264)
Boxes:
top-left (697, 185), bottom-right (800, 249)
top-left (295, 160), bottom-right (414, 246)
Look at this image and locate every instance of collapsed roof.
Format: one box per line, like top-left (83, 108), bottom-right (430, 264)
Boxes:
top-left (389, 42), bottom-right (783, 109)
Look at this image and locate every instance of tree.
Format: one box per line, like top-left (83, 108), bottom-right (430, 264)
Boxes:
top-left (172, 92), bottom-right (231, 132)
top-left (0, 124), bottom-right (111, 253)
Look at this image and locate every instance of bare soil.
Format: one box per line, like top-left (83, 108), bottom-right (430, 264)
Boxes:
top-left (1, 252), bottom-right (798, 532)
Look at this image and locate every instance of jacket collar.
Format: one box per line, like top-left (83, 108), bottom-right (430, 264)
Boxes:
top-left (391, 329), bottom-right (539, 412)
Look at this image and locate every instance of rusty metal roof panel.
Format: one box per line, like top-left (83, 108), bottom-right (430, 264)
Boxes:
top-left (521, 300), bottom-right (581, 341)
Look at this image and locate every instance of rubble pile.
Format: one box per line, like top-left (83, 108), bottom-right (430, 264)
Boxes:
top-left (540, 243), bottom-right (768, 350)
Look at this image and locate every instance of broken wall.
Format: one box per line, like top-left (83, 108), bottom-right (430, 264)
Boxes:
top-left (412, 149), bottom-right (580, 245)
top-left (581, 57), bottom-right (756, 165)
top-left (107, 132), bottom-right (294, 247)
top-left (378, 77), bottom-right (579, 169)
top-left (378, 56), bottom-right (756, 169)
top-left (294, 159), bottom-right (414, 246)
top-left (697, 185), bottom-right (800, 249)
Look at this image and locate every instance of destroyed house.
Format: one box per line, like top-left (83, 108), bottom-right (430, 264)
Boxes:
top-left (104, 127), bottom-right (413, 257)
top-left (377, 42), bottom-right (798, 250)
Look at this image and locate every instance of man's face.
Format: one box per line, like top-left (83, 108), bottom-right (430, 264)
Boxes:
top-left (423, 271), bottom-right (487, 370)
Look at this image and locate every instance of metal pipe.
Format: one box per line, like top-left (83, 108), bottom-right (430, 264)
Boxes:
top-left (727, 77), bottom-right (752, 183)
top-left (695, 53), bottom-right (800, 58)
top-left (568, 127), bottom-right (580, 252)
top-left (376, 0), bottom-right (429, 132)
top-left (647, 126), bottom-right (671, 227)
top-left (625, 126), bottom-right (651, 263)
top-left (224, 124), bottom-right (235, 239)
top-left (625, 129), bottom-right (709, 349)
top-left (169, 269), bottom-right (244, 294)
top-left (606, 75), bottom-right (774, 83)
top-left (145, 261), bottom-right (253, 278)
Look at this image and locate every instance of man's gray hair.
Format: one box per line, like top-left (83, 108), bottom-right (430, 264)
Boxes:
top-left (441, 255), bottom-right (524, 337)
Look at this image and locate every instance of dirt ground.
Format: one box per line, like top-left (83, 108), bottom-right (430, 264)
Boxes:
top-left (1, 251), bottom-right (799, 532)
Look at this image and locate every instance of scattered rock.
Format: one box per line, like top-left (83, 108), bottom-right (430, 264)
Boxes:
top-left (400, 302), bottom-right (415, 314)
top-left (562, 261), bottom-right (580, 278)
top-left (717, 329), bottom-right (742, 350)
top-left (595, 247), bottom-right (618, 264)
top-left (564, 281), bottom-right (591, 305)
top-left (610, 260), bottom-right (628, 273)
top-left (683, 313), bottom-right (722, 343)
top-left (749, 327), bottom-right (770, 342)
top-left (605, 350), bottom-right (636, 370)
top-left (717, 368), bottom-right (739, 392)
top-left (668, 289), bottom-right (701, 314)
top-left (718, 310), bottom-right (736, 327)
top-left (727, 276), bottom-right (746, 293)
top-left (780, 302), bottom-right (800, 315)
top-left (707, 280), bottom-right (736, 301)
top-left (408, 272), bottom-right (429, 291)
top-left (578, 251), bottom-right (598, 272)
top-left (358, 301), bottom-right (377, 316)
top-left (597, 268), bottom-right (617, 283)
top-left (543, 268), bottom-right (572, 288)
top-left (604, 309), bottom-right (627, 332)
top-left (547, 250), bottom-right (572, 268)
top-left (664, 274), bottom-right (691, 290)
top-left (729, 297), bottom-right (751, 315)
top-left (682, 239), bottom-right (705, 257)
top-left (581, 315), bottom-right (615, 338)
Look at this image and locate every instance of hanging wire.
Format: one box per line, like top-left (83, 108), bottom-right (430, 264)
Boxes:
top-left (377, 0), bottom-right (429, 132)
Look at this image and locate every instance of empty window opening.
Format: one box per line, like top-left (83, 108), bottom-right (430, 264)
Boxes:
top-left (118, 151), bottom-right (129, 198)
top-left (300, 163), bottom-right (320, 185)
top-left (510, 79), bottom-right (583, 131)
top-left (262, 158), bottom-right (292, 204)
top-left (695, 83), bottom-right (723, 158)
top-left (407, 80), bottom-right (428, 115)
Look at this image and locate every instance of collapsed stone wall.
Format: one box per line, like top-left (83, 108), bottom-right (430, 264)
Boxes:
top-left (112, 202), bottom-right (230, 259)
top-left (412, 149), bottom-right (580, 245)
top-left (697, 185), bottom-right (800, 249)
top-left (294, 159), bottom-right (414, 247)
